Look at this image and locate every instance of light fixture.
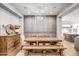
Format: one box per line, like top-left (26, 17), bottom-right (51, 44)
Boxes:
top-left (34, 6), bottom-right (45, 15)
top-left (24, 7), bottom-right (27, 9)
top-left (53, 7), bottom-right (56, 8)
top-left (52, 7), bottom-right (56, 9)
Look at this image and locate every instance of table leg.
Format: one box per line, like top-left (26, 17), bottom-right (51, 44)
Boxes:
top-left (24, 50), bottom-right (29, 56)
top-left (37, 41), bottom-right (39, 46)
top-left (30, 42), bottom-right (34, 45)
top-left (43, 42), bottom-right (45, 45)
top-left (26, 42), bottom-right (30, 45)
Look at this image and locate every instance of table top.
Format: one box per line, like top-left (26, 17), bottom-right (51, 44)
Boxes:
top-left (24, 37), bottom-right (62, 42)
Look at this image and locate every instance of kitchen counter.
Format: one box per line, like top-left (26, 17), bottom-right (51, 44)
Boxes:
top-left (64, 33), bottom-right (79, 42)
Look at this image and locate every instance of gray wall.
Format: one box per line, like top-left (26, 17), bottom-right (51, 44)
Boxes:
top-left (0, 7), bottom-right (20, 35)
top-left (24, 15), bottom-right (56, 37)
top-left (0, 7), bottom-right (20, 25)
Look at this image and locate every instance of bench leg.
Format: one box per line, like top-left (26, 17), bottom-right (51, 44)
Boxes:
top-left (24, 50), bottom-right (29, 56)
top-left (59, 49), bottom-right (64, 56)
top-left (43, 50), bottom-right (46, 56)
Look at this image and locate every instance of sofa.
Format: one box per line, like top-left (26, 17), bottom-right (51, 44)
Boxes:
top-left (74, 36), bottom-right (79, 51)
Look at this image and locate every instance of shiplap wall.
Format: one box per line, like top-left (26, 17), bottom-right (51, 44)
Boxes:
top-left (0, 7), bottom-right (20, 35)
top-left (24, 16), bottom-right (56, 37)
top-left (0, 7), bottom-right (20, 25)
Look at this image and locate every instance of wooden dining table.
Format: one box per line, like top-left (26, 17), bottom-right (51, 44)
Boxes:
top-left (24, 37), bottom-right (63, 46)
top-left (23, 37), bottom-right (65, 56)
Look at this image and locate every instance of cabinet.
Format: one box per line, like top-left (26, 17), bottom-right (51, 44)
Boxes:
top-left (0, 34), bottom-right (21, 56)
top-left (64, 33), bottom-right (79, 42)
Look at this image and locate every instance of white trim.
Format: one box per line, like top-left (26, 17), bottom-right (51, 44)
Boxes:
top-left (58, 3), bottom-right (79, 17)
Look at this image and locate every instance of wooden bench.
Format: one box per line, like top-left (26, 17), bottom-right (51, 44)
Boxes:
top-left (23, 45), bottom-right (66, 56)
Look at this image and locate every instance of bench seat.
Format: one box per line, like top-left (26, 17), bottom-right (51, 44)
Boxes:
top-left (23, 45), bottom-right (66, 50)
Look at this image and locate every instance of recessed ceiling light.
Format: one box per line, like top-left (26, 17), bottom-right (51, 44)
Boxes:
top-left (38, 6), bottom-right (42, 9)
top-left (24, 7), bottom-right (27, 9)
top-left (53, 7), bottom-right (56, 9)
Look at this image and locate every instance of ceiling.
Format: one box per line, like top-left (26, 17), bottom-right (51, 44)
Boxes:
top-left (11, 3), bottom-right (72, 15)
